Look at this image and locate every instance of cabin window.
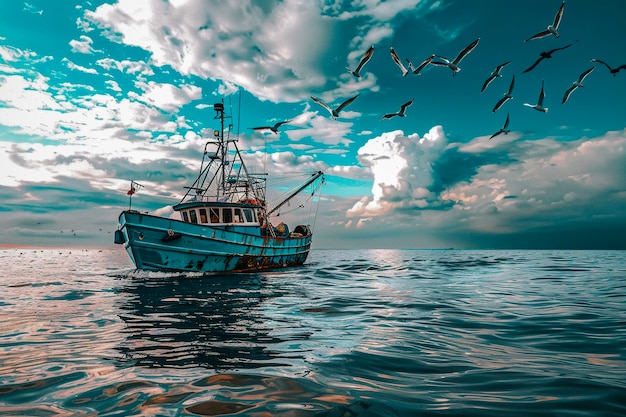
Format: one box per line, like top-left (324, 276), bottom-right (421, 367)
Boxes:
top-left (182, 211), bottom-right (189, 222)
top-left (233, 208), bottom-right (244, 223)
top-left (189, 209), bottom-right (198, 224)
top-left (199, 208), bottom-right (208, 223)
top-left (243, 208), bottom-right (254, 222)
top-left (210, 208), bottom-right (219, 223)
top-left (222, 208), bottom-right (233, 223)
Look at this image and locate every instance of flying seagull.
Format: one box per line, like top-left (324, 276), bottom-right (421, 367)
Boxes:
top-left (347, 45), bottom-right (374, 78)
top-left (490, 112), bottom-right (510, 140)
top-left (310, 94), bottom-right (359, 119)
top-left (406, 54), bottom-right (435, 75)
top-left (590, 58), bottom-right (626, 76)
top-left (523, 41), bottom-right (576, 73)
top-left (381, 99), bottom-right (414, 120)
top-left (492, 75), bottom-right (515, 113)
top-left (249, 119), bottom-right (292, 134)
top-left (524, 1), bottom-right (565, 42)
top-left (562, 67), bottom-right (594, 104)
top-left (481, 61), bottom-right (511, 93)
top-left (524, 79), bottom-right (548, 112)
top-left (390, 47), bottom-right (409, 76)
top-left (431, 38), bottom-right (480, 75)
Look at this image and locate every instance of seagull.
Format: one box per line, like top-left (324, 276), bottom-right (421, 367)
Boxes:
top-left (310, 94), bottom-right (359, 119)
top-left (390, 47), bottom-right (409, 76)
top-left (347, 45), bottom-right (374, 78)
top-left (431, 38), bottom-right (480, 75)
top-left (562, 67), bottom-right (594, 104)
top-left (590, 58), bottom-right (626, 76)
top-left (524, 79), bottom-right (548, 112)
top-left (481, 61), bottom-right (511, 93)
top-left (492, 75), bottom-right (515, 113)
top-left (381, 99), bottom-right (414, 120)
top-left (523, 41), bottom-right (576, 73)
top-left (524, 1), bottom-right (565, 42)
top-left (490, 112), bottom-right (510, 140)
top-left (249, 119), bottom-right (292, 134)
top-left (406, 54), bottom-right (435, 75)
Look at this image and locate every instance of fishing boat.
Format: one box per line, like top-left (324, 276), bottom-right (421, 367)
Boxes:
top-left (115, 100), bottom-right (324, 272)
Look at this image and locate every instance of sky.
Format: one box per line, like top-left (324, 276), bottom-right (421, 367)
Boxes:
top-left (1, 0), bottom-right (625, 250)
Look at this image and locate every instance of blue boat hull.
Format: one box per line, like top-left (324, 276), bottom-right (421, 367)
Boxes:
top-left (117, 211), bottom-right (312, 272)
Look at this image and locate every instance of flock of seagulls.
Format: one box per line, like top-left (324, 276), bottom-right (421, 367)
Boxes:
top-left (249, 1), bottom-right (624, 138)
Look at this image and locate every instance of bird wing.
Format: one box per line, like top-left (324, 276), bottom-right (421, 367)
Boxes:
top-left (523, 56), bottom-right (544, 73)
top-left (524, 30), bottom-right (551, 42)
top-left (353, 45), bottom-right (374, 74)
top-left (250, 126), bottom-right (270, 131)
top-left (398, 99), bottom-right (414, 115)
top-left (550, 41), bottom-right (576, 54)
top-left (562, 85), bottom-right (576, 104)
top-left (577, 66), bottom-right (595, 83)
top-left (430, 59), bottom-right (450, 67)
top-left (453, 38), bottom-right (480, 64)
top-left (503, 112), bottom-right (510, 130)
top-left (310, 96), bottom-right (333, 115)
top-left (495, 61), bottom-right (511, 72)
top-left (489, 131), bottom-right (502, 140)
top-left (414, 55), bottom-right (435, 74)
top-left (553, 1), bottom-right (565, 29)
top-left (507, 75), bottom-right (516, 95)
top-left (381, 113), bottom-right (398, 120)
top-left (273, 119), bottom-right (292, 129)
top-left (335, 94), bottom-right (360, 113)
top-left (492, 96), bottom-right (509, 113)
top-left (537, 81), bottom-right (546, 106)
top-left (481, 74), bottom-right (496, 93)
top-left (390, 47), bottom-right (408, 75)
top-left (590, 58), bottom-right (612, 71)
top-left (614, 64), bottom-right (626, 73)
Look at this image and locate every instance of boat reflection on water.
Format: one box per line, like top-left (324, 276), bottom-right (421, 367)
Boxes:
top-left (116, 272), bottom-right (287, 370)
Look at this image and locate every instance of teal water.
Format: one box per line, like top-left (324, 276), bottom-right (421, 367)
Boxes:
top-left (1, 249), bottom-right (625, 416)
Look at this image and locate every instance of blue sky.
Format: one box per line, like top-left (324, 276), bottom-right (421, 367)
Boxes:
top-left (1, 0), bottom-right (625, 249)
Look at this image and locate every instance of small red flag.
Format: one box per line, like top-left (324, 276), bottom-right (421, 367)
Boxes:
top-left (127, 188), bottom-right (135, 195)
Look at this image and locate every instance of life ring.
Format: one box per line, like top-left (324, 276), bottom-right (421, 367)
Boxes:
top-left (167, 228), bottom-right (175, 237)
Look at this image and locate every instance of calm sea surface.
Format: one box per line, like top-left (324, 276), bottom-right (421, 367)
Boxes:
top-left (1, 248), bottom-right (625, 416)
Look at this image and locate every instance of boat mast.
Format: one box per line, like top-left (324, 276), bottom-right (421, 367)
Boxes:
top-left (214, 101), bottom-right (226, 200)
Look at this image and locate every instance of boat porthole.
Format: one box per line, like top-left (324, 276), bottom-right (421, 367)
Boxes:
top-left (138, 233), bottom-right (144, 240)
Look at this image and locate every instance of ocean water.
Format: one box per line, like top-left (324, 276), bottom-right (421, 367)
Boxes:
top-left (1, 249), bottom-right (625, 417)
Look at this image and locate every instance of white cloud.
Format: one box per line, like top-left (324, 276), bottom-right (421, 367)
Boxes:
top-left (347, 126), bottom-right (448, 216)
top-left (63, 57), bottom-right (98, 74)
top-left (96, 58), bottom-right (154, 76)
top-left (345, 127), bottom-right (626, 240)
top-left (84, 0), bottom-right (433, 103)
top-left (69, 35), bottom-right (98, 54)
top-left (136, 81), bottom-right (202, 112)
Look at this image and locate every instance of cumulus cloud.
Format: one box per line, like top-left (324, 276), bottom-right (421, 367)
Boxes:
top-left (345, 126), bottom-right (626, 245)
top-left (84, 0), bottom-right (436, 103)
top-left (347, 126), bottom-right (448, 217)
